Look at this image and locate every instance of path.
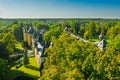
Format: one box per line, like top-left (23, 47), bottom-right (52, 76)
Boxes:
top-left (66, 31), bottom-right (89, 43)
top-left (65, 31), bottom-right (100, 49)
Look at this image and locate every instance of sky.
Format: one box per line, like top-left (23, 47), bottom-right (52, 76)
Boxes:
top-left (0, 0), bottom-right (120, 18)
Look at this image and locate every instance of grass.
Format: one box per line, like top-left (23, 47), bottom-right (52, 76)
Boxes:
top-left (8, 57), bottom-right (40, 80)
top-left (91, 38), bottom-right (99, 42)
top-left (15, 42), bottom-right (24, 51)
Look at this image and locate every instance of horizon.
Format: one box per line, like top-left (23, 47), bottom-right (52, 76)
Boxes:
top-left (0, 17), bottom-right (120, 19)
top-left (0, 0), bottom-right (120, 18)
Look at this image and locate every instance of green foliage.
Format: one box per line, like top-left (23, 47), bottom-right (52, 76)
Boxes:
top-left (88, 21), bottom-right (96, 39)
top-left (113, 34), bottom-right (120, 51)
top-left (12, 24), bottom-right (23, 41)
top-left (40, 65), bottom-right (60, 80)
top-left (0, 58), bottom-right (8, 80)
top-left (107, 23), bottom-right (120, 39)
top-left (0, 19), bottom-right (120, 80)
top-left (41, 29), bottom-right (120, 79)
top-left (0, 41), bottom-right (9, 60)
top-left (43, 26), bottom-right (63, 44)
top-left (84, 31), bottom-right (89, 40)
top-left (78, 25), bottom-right (86, 37)
top-left (2, 32), bottom-right (16, 55)
top-left (0, 21), bottom-right (12, 33)
top-left (81, 34), bottom-right (120, 79)
top-left (67, 20), bottom-right (80, 34)
top-left (23, 48), bottom-right (29, 66)
top-left (36, 22), bottom-right (49, 30)
top-left (100, 21), bottom-right (110, 36)
top-left (41, 33), bottom-right (98, 79)
top-left (95, 23), bottom-right (101, 35)
top-left (108, 34), bottom-right (120, 52)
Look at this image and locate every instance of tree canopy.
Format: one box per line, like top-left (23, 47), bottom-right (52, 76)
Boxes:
top-left (2, 32), bottom-right (16, 55)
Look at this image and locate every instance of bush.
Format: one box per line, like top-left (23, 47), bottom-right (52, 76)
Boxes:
top-left (0, 58), bottom-right (8, 80)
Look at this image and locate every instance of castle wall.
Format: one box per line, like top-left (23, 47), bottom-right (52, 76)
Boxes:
top-left (27, 34), bottom-right (32, 46)
top-left (24, 33), bottom-right (28, 42)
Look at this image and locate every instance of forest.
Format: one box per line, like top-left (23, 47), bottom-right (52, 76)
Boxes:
top-left (0, 18), bottom-right (120, 80)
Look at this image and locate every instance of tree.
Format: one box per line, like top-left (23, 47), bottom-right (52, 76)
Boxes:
top-left (88, 21), bottom-right (96, 39)
top-left (2, 32), bottom-right (16, 55)
top-left (68, 20), bottom-right (80, 34)
top-left (12, 24), bottom-right (23, 41)
top-left (41, 33), bottom-right (98, 79)
top-left (109, 34), bottom-right (120, 52)
top-left (84, 31), bottom-right (89, 40)
top-left (0, 58), bottom-right (8, 80)
top-left (43, 27), bottom-right (63, 45)
top-left (107, 25), bottom-right (120, 39)
top-left (100, 21), bottom-right (109, 36)
top-left (78, 25), bottom-right (85, 37)
top-left (36, 22), bottom-right (49, 30)
top-left (23, 48), bottom-right (29, 66)
top-left (40, 65), bottom-right (60, 80)
top-left (95, 23), bottom-right (101, 36)
top-left (0, 41), bottom-right (9, 60)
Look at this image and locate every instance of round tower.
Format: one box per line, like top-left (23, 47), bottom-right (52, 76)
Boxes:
top-left (24, 33), bottom-right (28, 42)
top-left (27, 33), bottom-right (32, 46)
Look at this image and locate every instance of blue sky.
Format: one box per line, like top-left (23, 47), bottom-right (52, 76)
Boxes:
top-left (0, 0), bottom-right (120, 18)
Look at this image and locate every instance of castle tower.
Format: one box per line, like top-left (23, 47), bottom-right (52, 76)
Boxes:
top-left (23, 32), bottom-right (28, 42)
top-left (27, 33), bottom-right (32, 46)
top-left (23, 25), bottom-right (34, 47)
top-left (98, 34), bottom-right (107, 51)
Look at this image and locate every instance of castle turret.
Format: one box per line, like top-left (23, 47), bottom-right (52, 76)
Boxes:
top-left (23, 33), bottom-right (27, 42)
top-left (98, 34), bottom-right (107, 51)
top-left (23, 25), bottom-right (34, 47)
top-left (27, 34), bottom-right (32, 46)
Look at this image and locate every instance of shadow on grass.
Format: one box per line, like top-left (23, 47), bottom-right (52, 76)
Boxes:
top-left (14, 76), bottom-right (34, 80)
top-left (25, 65), bottom-right (39, 72)
top-left (8, 70), bottom-right (39, 80)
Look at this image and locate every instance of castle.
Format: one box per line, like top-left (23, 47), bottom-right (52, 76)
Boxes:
top-left (23, 25), bottom-right (46, 67)
top-left (97, 34), bottom-right (107, 51)
top-left (23, 25), bottom-right (34, 47)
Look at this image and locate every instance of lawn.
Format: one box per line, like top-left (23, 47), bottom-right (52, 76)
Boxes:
top-left (8, 57), bottom-right (40, 80)
top-left (15, 42), bottom-right (24, 51)
top-left (91, 38), bottom-right (99, 42)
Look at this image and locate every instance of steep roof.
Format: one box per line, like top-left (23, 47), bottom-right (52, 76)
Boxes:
top-left (23, 25), bottom-right (34, 34)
